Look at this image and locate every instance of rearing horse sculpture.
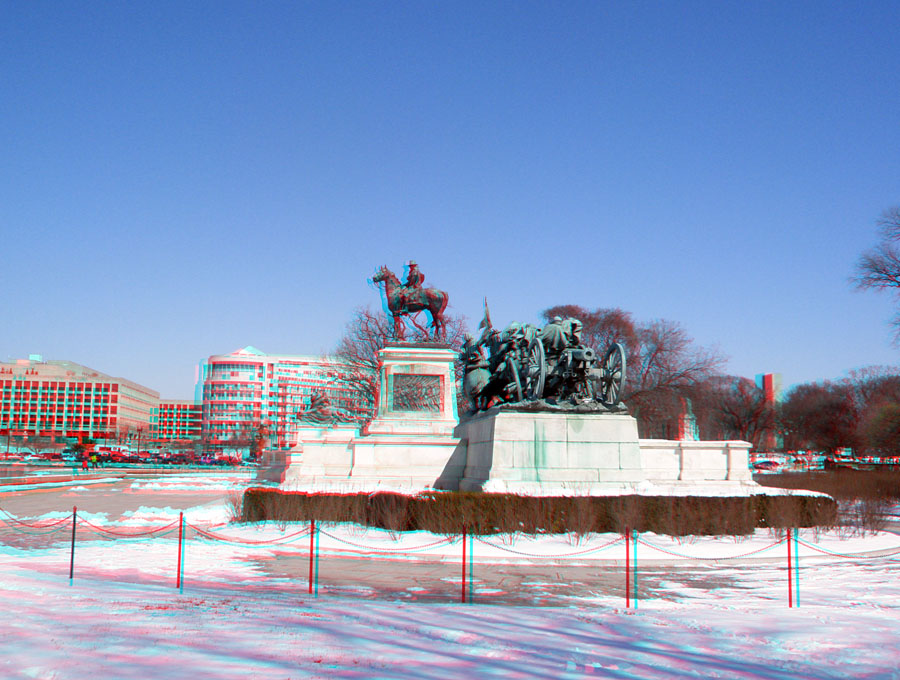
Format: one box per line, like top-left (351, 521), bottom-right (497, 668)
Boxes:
top-left (371, 265), bottom-right (449, 340)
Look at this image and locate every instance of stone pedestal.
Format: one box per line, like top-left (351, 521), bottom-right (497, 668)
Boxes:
top-left (350, 343), bottom-right (463, 487)
top-left (457, 409), bottom-right (645, 493)
top-left (364, 343), bottom-right (459, 437)
top-left (262, 342), bottom-right (466, 491)
top-left (639, 439), bottom-right (753, 483)
top-left (279, 424), bottom-right (359, 484)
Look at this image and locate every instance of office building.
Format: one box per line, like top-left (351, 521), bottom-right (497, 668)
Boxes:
top-left (150, 399), bottom-right (202, 446)
top-left (0, 355), bottom-right (159, 443)
top-left (198, 346), bottom-right (371, 455)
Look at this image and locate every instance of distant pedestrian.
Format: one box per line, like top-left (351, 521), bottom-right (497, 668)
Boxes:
top-left (81, 456), bottom-right (88, 471)
top-left (90, 453), bottom-right (98, 469)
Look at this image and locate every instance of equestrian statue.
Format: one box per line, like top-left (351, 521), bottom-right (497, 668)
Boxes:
top-left (371, 261), bottom-right (449, 340)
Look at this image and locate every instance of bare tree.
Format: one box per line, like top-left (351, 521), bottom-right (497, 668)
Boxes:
top-left (335, 306), bottom-right (470, 423)
top-left (776, 368), bottom-right (900, 456)
top-left (860, 402), bottom-right (900, 457)
top-left (541, 305), bottom-right (639, 354)
top-left (844, 366), bottom-right (900, 415)
top-left (779, 381), bottom-right (858, 454)
top-left (689, 376), bottom-right (775, 449)
top-left (221, 422), bottom-right (256, 459)
top-left (853, 207), bottom-right (900, 340)
top-left (334, 307), bottom-right (396, 414)
top-left (19, 435), bottom-right (64, 458)
top-left (629, 319), bottom-right (725, 401)
top-left (845, 367), bottom-right (900, 456)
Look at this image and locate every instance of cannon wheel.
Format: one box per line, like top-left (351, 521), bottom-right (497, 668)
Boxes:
top-left (525, 337), bottom-right (547, 399)
top-left (507, 356), bottom-right (524, 402)
top-left (598, 342), bottom-right (626, 406)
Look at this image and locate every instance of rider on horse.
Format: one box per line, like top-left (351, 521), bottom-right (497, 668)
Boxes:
top-left (406, 261), bottom-right (424, 289)
top-left (399, 261), bottom-right (425, 310)
top-left (371, 262), bottom-right (449, 340)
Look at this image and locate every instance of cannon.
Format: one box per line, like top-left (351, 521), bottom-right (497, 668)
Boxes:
top-left (515, 336), bottom-right (626, 407)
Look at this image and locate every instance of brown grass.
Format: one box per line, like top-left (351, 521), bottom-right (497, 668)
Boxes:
top-left (240, 489), bottom-right (837, 537)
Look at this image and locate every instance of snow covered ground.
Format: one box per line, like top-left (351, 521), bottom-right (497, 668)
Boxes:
top-left (1, 473), bottom-right (899, 679)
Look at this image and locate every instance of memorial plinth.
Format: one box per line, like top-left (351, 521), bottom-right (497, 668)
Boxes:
top-left (363, 343), bottom-right (459, 437)
top-left (350, 343), bottom-right (464, 485)
top-left (264, 342), bottom-right (466, 490)
top-left (259, 346), bottom-right (757, 494)
top-left (457, 409), bottom-right (646, 492)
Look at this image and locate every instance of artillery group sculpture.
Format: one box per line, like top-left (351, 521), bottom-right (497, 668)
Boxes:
top-left (461, 314), bottom-right (626, 413)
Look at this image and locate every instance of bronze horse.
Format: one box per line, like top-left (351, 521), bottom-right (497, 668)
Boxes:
top-left (371, 265), bottom-right (449, 340)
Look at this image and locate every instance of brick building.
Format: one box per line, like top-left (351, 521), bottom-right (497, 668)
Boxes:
top-left (0, 355), bottom-right (159, 445)
top-left (150, 399), bottom-right (202, 447)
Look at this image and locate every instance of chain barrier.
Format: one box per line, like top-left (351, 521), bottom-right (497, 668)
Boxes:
top-left (634, 535), bottom-right (789, 561)
top-left (0, 508), bottom-right (73, 530)
top-left (3, 500), bottom-right (900, 607)
top-left (317, 528), bottom-right (458, 553)
top-left (796, 536), bottom-right (900, 560)
top-left (474, 534), bottom-right (625, 558)
top-left (76, 517), bottom-right (180, 539)
top-left (0, 508), bottom-right (74, 537)
top-left (0, 517), bottom-right (72, 536)
top-left (186, 522), bottom-right (311, 546)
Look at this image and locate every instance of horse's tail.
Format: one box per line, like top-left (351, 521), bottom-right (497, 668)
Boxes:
top-left (436, 289), bottom-right (449, 318)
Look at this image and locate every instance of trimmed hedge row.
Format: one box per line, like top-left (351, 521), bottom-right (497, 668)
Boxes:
top-left (241, 489), bottom-right (836, 537)
top-left (755, 469), bottom-right (900, 501)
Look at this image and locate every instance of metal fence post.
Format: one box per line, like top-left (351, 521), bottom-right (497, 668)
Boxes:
top-left (793, 528), bottom-right (800, 607)
top-left (632, 529), bottom-right (638, 609)
top-left (625, 527), bottom-right (630, 609)
top-left (308, 518), bottom-right (315, 595)
top-left (468, 529), bottom-right (474, 604)
top-left (69, 506), bottom-right (77, 586)
top-left (314, 519), bottom-right (320, 598)
top-left (787, 529), bottom-right (793, 608)
top-left (177, 512), bottom-right (184, 593)
top-left (461, 524), bottom-right (467, 604)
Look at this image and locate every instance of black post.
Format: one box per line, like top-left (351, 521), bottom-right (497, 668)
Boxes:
top-left (69, 505), bottom-right (77, 585)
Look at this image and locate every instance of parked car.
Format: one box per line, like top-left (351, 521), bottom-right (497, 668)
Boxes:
top-left (25, 451), bottom-right (63, 461)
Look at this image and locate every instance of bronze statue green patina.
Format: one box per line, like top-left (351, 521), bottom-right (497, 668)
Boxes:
top-left (461, 309), bottom-right (626, 413)
top-left (295, 391), bottom-right (351, 426)
top-left (371, 263), bottom-right (449, 340)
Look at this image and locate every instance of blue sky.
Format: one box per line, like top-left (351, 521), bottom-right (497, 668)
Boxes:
top-left (2, 1), bottom-right (899, 398)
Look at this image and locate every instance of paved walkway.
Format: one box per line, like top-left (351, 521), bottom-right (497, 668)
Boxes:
top-left (251, 552), bottom-right (746, 606)
top-left (0, 477), bottom-right (236, 519)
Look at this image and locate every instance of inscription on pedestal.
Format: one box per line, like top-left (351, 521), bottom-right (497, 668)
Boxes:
top-left (391, 374), bottom-right (442, 412)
